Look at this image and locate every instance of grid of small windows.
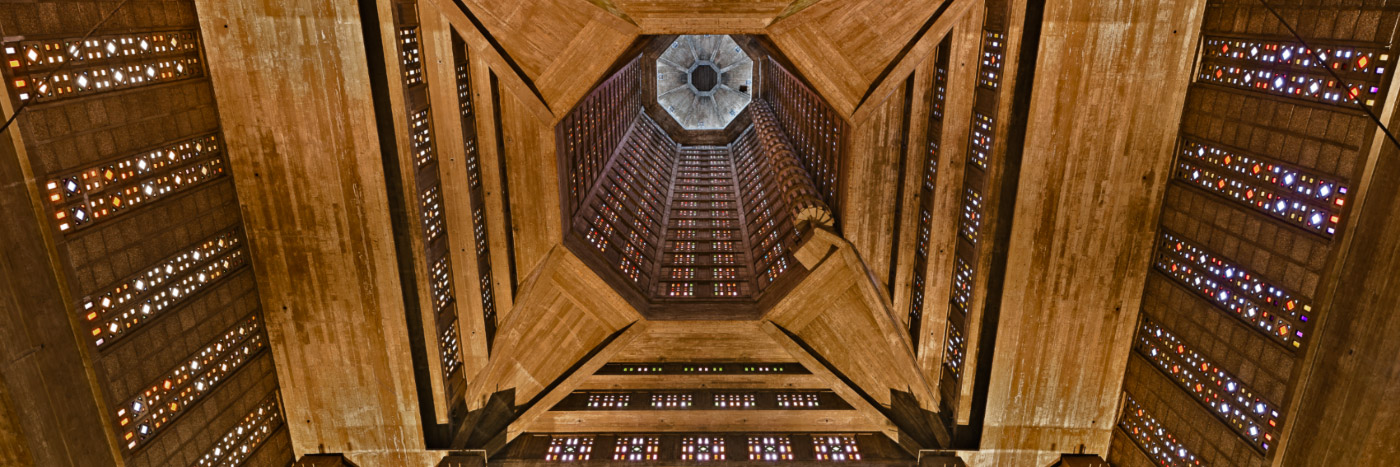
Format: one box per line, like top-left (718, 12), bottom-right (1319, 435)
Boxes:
top-left (812, 435), bottom-right (861, 461)
top-left (117, 314), bottom-right (265, 452)
top-left (430, 256), bottom-right (454, 314)
top-left (561, 55), bottom-right (642, 216)
top-left (545, 436), bottom-right (594, 462)
top-left (1155, 231), bottom-right (1311, 349)
top-left (397, 27), bottom-right (423, 86)
top-left (1119, 393), bottom-right (1205, 466)
top-left (43, 134), bottom-right (226, 233)
top-left (1176, 139), bottom-right (1347, 236)
top-left (396, 1), bottom-right (461, 398)
top-left (193, 391), bottom-right (284, 467)
top-left (454, 33), bottom-right (497, 350)
top-left (978, 32), bottom-right (1006, 89)
top-left (596, 362), bottom-right (807, 375)
top-left (942, 0), bottom-right (1013, 419)
top-left (576, 113), bottom-right (677, 294)
top-left (681, 436), bottom-right (727, 461)
top-left (969, 112), bottom-right (994, 170)
top-left (951, 256), bottom-right (974, 313)
top-left (652, 393), bottom-right (693, 409)
top-left (613, 436), bottom-right (661, 461)
top-left (409, 108), bottom-right (435, 168)
top-left (1138, 318), bottom-right (1280, 452)
top-left (734, 107), bottom-right (812, 294)
top-left (959, 187), bottom-right (984, 244)
top-left (748, 436), bottom-right (794, 461)
top-left (761, 57), bottom-right (844, 210)
top-left (775, 393), bottom-right (820, 408)
top-left (939, 322), bottom-right (966, 405)
top-left (1197, 36), bottom-right (1389, 107)
top-left (84, 228), bottom-right (248, 348)
top-left (656, 146), bottom-right (753, 300)
top-left (3, 30), bottom-right (202, 103)
top-left (440, 319), bottom-right (463, 395)
top-left (587, 394), bottom-right (631, 409)
top-left (907, 37), bottom-right (952, 347)
top-left (421, 186), bottom-right (446, 243)
top-left (712, 282), bottom-right (741, 297)
top-left (714, 393), bottom-right (757, 408)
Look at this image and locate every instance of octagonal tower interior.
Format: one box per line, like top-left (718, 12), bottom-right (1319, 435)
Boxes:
top-left (559, 36), bottom-right (841, 319)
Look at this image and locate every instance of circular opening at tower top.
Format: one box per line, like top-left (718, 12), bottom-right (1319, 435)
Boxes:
top-left (657, 35), bottom-right (753, 131)
top-left (689, 63), bottom-right (719, 92)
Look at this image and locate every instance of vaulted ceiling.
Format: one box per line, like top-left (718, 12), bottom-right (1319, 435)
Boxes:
top-left (8, 0), bottom-right (1396, 466)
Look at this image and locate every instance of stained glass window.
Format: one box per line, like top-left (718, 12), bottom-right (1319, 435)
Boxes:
top-left (812, 435), bottom-right (861, 461)
top-left (681, 436), bottom-right (726, 461)
top-left (612, 436), bottom-right (660, 461)
top-left (84, 228), bottom-right (247, 348)
top-left (748, 436), bottom-right (793, 461)
top-left (1119, 394), bottom-right (1204, 466)
top-left (117, 314), bottom-right (265, 451)
top-left (1175, 139), bottom-right (1347, 236)
top-left (44, 135), bottom-right (225, 233)
top-left (4, 31), bottom-right (203, 103)
top-left (1155, 231), bottom-right (1310, 348)
top-left (545, 436), bottom-right (593, 462)
top-left (1198, 37), bottom-right (1389, 107)
top-left (194, 392), bottom-right (283, 467)
top-left (1138, 318), bottom-right (1280, 452)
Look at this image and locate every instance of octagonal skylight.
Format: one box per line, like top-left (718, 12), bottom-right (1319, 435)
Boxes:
top-left (657, 35), bottom-right (753, 131)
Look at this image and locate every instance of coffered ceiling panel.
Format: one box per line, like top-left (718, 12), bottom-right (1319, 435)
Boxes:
top-left (454, 0), bottom-right (639, 115)
top-left (767, 0), bottom-right (951, 117)
top-left (600, 0), bottom-right (820, 33)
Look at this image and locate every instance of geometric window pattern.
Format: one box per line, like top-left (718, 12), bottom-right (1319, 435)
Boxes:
top-left (586, 394), bottom-right (631, 409)
top-left (958, 187), bottom-right (983, 244)
top-left (1176, 139), bottom-right (1347, 236)
top-left (394, 1), bottom-right (460, 398)
top-left (193, 391), bottom-right (283, 467)
top-left (775, 393), bottom-right (820, 408)
top-left (575, 112), bottom-right (676, 293)
top-left (561, 57), bottom-right (641, 215)
top-left (747, 435), bottom-right (793, 461)
top-left (1198, 36), bottom-right (1389, 107)
top-left (1155, 231), bottom-right (1311, 349)
top-left (968, 111), bottom-right (994, 170)
top-left (811, 435), bottom-right (861, 462)
top-left (714, 393), bottom-right (757, 408)
top-left (44, 134), bottom-right (226, 233)
top-left (439, 319), bottom-right (463, 395)
top-left (652, 393), bottom-right (694, 409)
top-left (1119, 393), bottom-right (1205, 466)
top-left (681, 436), bottom-right (726, 461)
top-left (942, 322), bottom-right (965, 384)
top-left (906, 37), bottom-right (952, 348)
top-left (117, 313), bottom-right (265, 452)
top-left (558, 389), bottom-right (844, 411)
top-left (545, 436), bottom-right (594, 462)
top-left (760, 57), bottom-right (843, 210)
top-left (978, 31), bottom-right (1006, 90)
top-left (732, 116), bottom-right (799, 294)
top-left (454, 33), bottom-right (498, 351)
top-left (4, 30), bottom-right (202, 103)
top-left (612, 436), bottom-right (661, 461)
top-left (942, 4), bottom-right (1012, 416)
top-left (84, 228), bottom-right (247, 348)
top-left (1138, 318), bottom-right (1280, 453)
top-left (659, 146), bottom-right (752, 299)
